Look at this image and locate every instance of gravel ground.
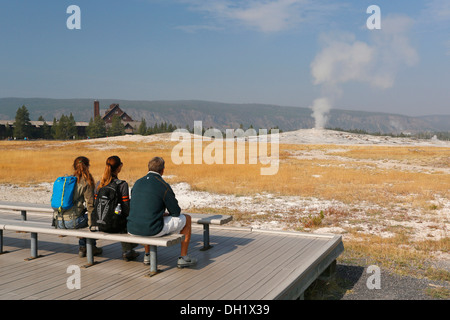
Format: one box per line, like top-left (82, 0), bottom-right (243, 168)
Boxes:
top-left (305, 263), bottom-right (450, 300)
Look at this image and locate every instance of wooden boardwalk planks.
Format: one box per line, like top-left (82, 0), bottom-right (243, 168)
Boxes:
top-left (0, 211), bottom-right (343, 300)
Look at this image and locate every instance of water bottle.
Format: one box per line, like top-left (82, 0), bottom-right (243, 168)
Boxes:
top-left (114, 203), bottom-right (122, 215)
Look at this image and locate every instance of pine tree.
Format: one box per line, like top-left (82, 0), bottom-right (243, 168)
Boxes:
top-left (68, 113), bottom-right (77, 139)
top-left (13, 105), bottom-right (32, 139)
top-left (52, 113), bottom-right (77, 140)
top-left (108, 115), bottom-right (125, 136)
top-left (51, 118), bottom-right (57, 138)
top-left (42, 121), bottom-right (52, 139)
top-left (138, 118), bottom-right (147, 135)
top-left (86, 116), bottom-right (106, 138)
top-left (53, 114), bottom-right (67, 140)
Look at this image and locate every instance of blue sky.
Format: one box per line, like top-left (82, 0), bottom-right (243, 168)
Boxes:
top-left (0, 0), bottom-right (449, 116)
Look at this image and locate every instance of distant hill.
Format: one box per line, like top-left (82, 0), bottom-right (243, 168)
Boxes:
top-left (0, 97), bottom-right (448, 134)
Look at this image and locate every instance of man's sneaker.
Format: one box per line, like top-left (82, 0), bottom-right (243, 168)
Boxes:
top-left (177, 255), bottom-right (197, 268)
top-left (93, 246), bottom-right (103, 256)
top-left (143, 254), bottom-right (150, 265)
top-left (123, 250), bottom-right (140, 262)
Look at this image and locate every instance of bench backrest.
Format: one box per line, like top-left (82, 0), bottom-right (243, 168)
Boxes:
top-left (0, 204), bottom-right (232, 226)
top-left (0, 218), bottom-right (184, 247)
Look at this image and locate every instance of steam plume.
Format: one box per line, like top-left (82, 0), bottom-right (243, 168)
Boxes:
top-left (310, 97), bottom-right (331, 129)
top-left (308, 15), bottom-right (418, 129)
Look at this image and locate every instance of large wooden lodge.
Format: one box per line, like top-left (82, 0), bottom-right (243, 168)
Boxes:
top-left (0, 100), bottom-right (141, 138)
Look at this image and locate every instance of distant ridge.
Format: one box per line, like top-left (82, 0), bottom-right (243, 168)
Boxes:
top-left (0, 97), bottom-right (448, 133)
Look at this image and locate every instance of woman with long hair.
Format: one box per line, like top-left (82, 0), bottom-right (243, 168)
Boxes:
top-left (54, 156), bottom-right (102, 257)
top-left (95, 155), bottom-right (138, 261)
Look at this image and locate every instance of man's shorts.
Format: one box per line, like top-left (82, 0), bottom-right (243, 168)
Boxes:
top-left (153, 214), bottom-right (186, 237)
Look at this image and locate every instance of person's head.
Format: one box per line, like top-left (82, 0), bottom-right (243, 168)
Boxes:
top-left (148, 156), bottom-right (165, 175)
top-left (99, 155), bottom-right (123, 189)
top-left (73, 156), bottom-right (95, 187)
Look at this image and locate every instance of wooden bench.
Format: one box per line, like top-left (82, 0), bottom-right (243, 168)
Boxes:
top-left (0, 203), bottom-right (232, 252)
top-left (0, 218), bottom-right (184, 276)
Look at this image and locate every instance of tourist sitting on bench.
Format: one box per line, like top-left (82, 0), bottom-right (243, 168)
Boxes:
top-left (127, 156), bottom-right (197, 268)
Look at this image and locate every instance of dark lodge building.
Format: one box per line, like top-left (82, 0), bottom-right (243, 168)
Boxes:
top-left (0, 100), bottom-right (141, 138)
top-left (94, 100), bottom-right (140, 134)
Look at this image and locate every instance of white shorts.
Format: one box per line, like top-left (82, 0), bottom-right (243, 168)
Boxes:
top-left (153, 214), bottom-right (186, 237)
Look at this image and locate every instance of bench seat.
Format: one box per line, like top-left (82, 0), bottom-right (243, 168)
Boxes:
top-left (0, 204), bottom-right (233, 251)
top-left (0, 218), bottom-right (184, 276)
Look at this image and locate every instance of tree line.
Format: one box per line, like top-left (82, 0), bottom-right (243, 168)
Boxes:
top-left (5, 105), bottom-right (287, 141)
top-left (3, 105), bottom-right (179, 140)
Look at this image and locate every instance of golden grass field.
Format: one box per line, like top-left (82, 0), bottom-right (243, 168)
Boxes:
top-left (1, 139), bottom-right (448, 205)
top-left (0, 135), bottom-right (449, 292)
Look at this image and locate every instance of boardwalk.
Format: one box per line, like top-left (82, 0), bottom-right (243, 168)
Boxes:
top-left (0, 208), bottom-right (343, 300)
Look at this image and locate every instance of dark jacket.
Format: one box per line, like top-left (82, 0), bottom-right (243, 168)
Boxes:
top-left (127, 172), bottom-right (181, 236)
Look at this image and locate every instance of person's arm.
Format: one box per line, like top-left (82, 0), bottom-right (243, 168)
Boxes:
top-left (120, 181), bottom-right (130, 217)
top-left (163, 185), bottom-right (181, 217)
top-left (84, 183), bottom-right (95, 226)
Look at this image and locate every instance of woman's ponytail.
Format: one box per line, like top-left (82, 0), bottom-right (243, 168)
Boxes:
top-left (98, 156), bottom-right (122, 189)
top-left (73, 156), bottom-right (95, 187)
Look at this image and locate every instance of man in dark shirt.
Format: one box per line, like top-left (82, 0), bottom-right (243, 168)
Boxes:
top-left (127, 157), bottom-right (197, 268)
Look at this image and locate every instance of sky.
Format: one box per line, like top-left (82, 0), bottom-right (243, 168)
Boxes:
top-left (0, 0), bottom-right (449, 117)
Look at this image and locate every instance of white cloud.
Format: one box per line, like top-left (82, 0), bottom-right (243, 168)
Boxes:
top-left (424, 0), bottom-right (450, 21)
top-left (311, 37), bottom-right (374, 87)
top-left (178, 0), bottom-right (341, 33)
top-left (311, 15), bottom-right (418, 90)
top-left (370, 15), bottom-right (419, 88)
top-left (224, 0), bottom-right (305, 33)
top-left (174, 24), bottom-right (223, 33)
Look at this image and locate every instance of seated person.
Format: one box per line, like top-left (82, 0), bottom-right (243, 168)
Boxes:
top-left (54, 156), bottom-right (102, 257)
top-left (127, 156), bottom-right (197, 268)
top-left (95, 155), bottom-right (139, 262)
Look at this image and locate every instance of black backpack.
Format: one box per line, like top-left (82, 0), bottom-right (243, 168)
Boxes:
top-left (91, 180), bottom-right (126, 233)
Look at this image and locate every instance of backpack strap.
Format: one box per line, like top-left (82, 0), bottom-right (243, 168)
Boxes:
top-left (112, 179), bottom-right (124, 201)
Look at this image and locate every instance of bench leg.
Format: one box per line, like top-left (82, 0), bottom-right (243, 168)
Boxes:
top-left (83, 238), bottom-right (95, 268)
top-left (25, 232), bottom-right (40, 260)
top-left (0, 230), bottom-right (4, 254)
top-left (145, 245), bottom-right (159, 277)
top-left (200, 224), bottom-right (213, 251)
top-left (0, 230), bottom-right (10, 255)
top-left (21, 210), bottom-right (27, 221)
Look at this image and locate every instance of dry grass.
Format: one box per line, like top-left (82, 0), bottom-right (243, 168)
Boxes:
top-left (340, 232), bottom-right (450, 280)
top-left (0, 140), bottom-right (165, 185)
top-left (1, 139), bottom-right (448, 208)
top-left (329, 145), bottom-right (450, 167)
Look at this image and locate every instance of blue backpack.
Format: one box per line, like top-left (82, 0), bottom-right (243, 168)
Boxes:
top-left (51, 176), bottom-right (77, 212)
